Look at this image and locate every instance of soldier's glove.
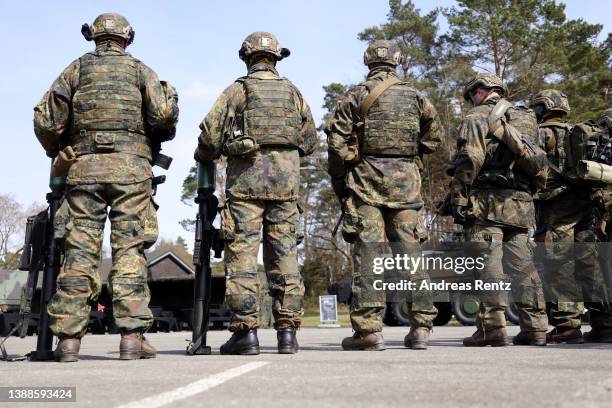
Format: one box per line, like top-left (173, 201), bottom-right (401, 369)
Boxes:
top-left (451, 205), bottom-right (467, 223)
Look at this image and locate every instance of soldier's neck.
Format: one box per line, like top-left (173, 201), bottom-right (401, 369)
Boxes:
top-left (367, 65), bottom-right (397, 79)
top-left (247, 62), bottom-right (278, 76)
top-left (95, 40), bottom-right (126, 53)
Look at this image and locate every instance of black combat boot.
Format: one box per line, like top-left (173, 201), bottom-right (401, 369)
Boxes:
top-left (220, 329), bottom-right (260, 355)
top-left (277, 327), bottom-right (298, 354)
top-left (583, 327), bottom-right (612, 343)
top-left (54, 337), bottom-right (81, 363)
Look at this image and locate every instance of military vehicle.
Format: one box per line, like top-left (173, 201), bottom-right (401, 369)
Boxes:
top-left (328, 226), bottom-right (521, 326)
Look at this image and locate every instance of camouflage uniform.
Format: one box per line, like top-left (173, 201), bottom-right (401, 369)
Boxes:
top-left (451, 75), bottom-right (548, 333)
top-left (592, 109), bottom-right (612, 329)
top-left (196, 33), bottom-right (317, 332)
top-left (326, 41), bottom-right (441, 334)
top-left (33, 14), bottom-right (178, 338)
top-left (531, 90), bottom-right (605, 330)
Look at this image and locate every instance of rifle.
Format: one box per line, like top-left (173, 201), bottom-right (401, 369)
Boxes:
top-left (187, 161), bottom-right (223, 355)
top-left (0, 163), bottom-right (65, 362)
top-left (428, 192), bottom-right (451, 228)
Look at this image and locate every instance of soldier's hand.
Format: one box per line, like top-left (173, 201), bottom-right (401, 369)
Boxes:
top-left (451, 205), bottom-right (467, 223)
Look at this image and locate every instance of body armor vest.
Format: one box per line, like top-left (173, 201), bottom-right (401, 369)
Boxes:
top-left (361, 83), bottom-right (420, 156)
top-left (71, 51), bottom-right (151, 160)
top-left (476, 105), bottom-right (541, 192)
top-left (241, 77), bottom-right (301, 148)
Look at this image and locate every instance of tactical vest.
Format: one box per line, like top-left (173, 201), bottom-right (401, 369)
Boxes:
top-left (539, 122), bottom-right (572, 173)
top-left (361, 83), bottom-right (420, 156)
top-left (476, 104), bottom-right (542, 192)
top-left (71, 51), bottom-right (151, 160)
top-left (241, 77), bottom-right (301, 148)
top-left (505, 106), bottom-right (539, 146)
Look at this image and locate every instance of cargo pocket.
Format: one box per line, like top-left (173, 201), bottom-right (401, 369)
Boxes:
top-left (341, 196), bottom-right (363, 244)
top-left (53, 198), bottom-right (70, 240)
top-left (143, 198), bottom-right (159, 249)
top-left (220, 202), bottom-right (236, 242)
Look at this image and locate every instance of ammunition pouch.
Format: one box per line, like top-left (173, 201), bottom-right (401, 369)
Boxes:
top-left (223, 131), bottom-right (260, 157)
top-left (72, 130), bottom-right (152, 161)
top-left (341, 197), bottom-right (362, 244)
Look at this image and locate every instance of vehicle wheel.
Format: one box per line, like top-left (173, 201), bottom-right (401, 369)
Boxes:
top-left (383, 302), bottom-right (400, 326)
top-left (452, 293), bottom-right (479, 326)
top-left (389, 302), bottom-right (411, 326)
top-left (505, 303), bottom-right (520, 325)
top-left (433, 302), bottom-right (453, 326)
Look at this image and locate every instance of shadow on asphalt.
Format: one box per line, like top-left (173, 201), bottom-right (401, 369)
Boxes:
top-left (77, 355), bottom-right (117, 361)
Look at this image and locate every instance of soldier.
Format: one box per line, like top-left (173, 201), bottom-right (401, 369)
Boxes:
top-left (195, 32), bottom-right (316, 355)
top-left (33, 13), bottom-right (178, 362)
top-left (586, 108), bottom-right (612, 343)
top-left (325, 40), bottom-right (441, 351)
top-left (530, 90), bottom-right (595, 344)
top-left (451, 73), bottom-right (549, 347)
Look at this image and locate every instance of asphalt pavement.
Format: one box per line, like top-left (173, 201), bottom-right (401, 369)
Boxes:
top-left (1, 325), bottom-right (612, 408)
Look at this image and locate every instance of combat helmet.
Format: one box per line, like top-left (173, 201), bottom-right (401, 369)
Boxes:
top-left (239, 32), bottom-right (290, 62)
top-left (530, 89), bottom-right (570, 115)
top-left (363, 40), bottom-right (403, 67)
top-left (599, 108), bottom-right (612, 131)
top-left (462, 73), bottom-right (507, 101)
top-left (81, 13), bottom-right (135, 45)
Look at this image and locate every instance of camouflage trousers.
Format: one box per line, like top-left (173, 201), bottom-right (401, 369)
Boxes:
top-left (350, 196), bottom-right (437, 334)
top-left (222, 198), bottom-right (303, 332)
top-left (464, 223), bottom-right (548, 332)
top-left (535, 198), bottom-right (612, 329)
top-left (48, 180), bottom-right (154, 337)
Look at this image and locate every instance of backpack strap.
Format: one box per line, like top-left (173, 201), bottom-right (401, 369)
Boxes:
top-left (358, 76), bottom-right (402, 119)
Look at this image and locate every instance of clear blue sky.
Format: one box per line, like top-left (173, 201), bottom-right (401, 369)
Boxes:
top-left (1, 0), bottom-right (610, 249)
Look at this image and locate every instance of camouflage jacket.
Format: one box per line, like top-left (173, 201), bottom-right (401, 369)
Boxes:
top-left (33, 42), bottom-right (179, 185)
top-left (196, 63), bottom-right (317, 201)
top-left (451, 95), bottom-right (535, 229)
top-left (325, 67), bottom-right (442, 209)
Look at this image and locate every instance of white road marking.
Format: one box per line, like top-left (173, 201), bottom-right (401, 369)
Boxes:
top-left (115, 361), bottom-right (269, 408)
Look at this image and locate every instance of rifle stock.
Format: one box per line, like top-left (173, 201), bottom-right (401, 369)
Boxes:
top-left (187, 161), bottom-right (223, 355)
